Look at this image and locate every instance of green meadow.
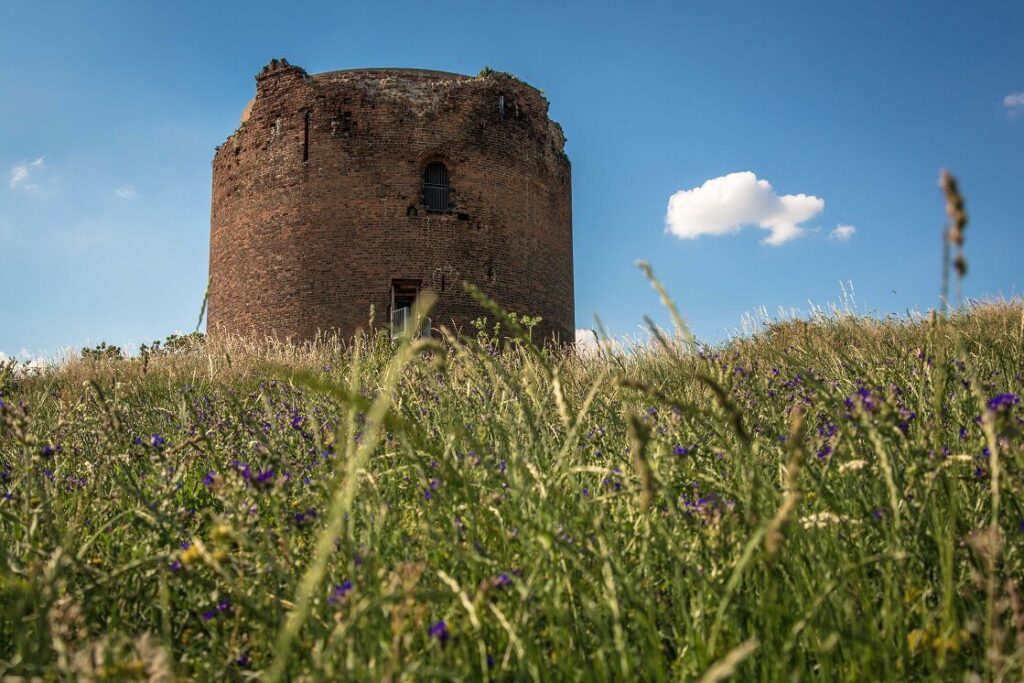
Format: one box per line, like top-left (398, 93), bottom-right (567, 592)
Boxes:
top-left (1, 270), bottom-right (1022, 680)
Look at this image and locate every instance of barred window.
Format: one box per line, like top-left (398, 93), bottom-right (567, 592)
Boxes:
top-left (424, 162), bottom-right (450, 212)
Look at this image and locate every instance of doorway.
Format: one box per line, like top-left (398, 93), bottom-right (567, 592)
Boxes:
top-left (391, 279), bottom-right (428, 337)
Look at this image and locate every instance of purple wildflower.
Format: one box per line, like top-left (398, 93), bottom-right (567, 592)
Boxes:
top-left (293, 508), bottom-right (318, 527)
top-left (428, 620), bottom-right (449, 644)
top-left (988, 393), bottom-right (1020, 412)
top-left (328, 580), bottom-right (353, 604)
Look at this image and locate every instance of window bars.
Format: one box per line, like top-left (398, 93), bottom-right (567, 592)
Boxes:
top-left (390, 307), bottom-right (432, 340)
top-left (424, 162), bottom-right (449, 212)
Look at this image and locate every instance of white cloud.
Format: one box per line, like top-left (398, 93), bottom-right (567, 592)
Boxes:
top-left (576, 328), bottom-right (599, 354)
top-left (575, 328), bottom-right (623, 356)
top-left (114, 185), bottom-right (137, 199)
top-left (665, 171), bottom-right (825, 246)
top-left (17, 348), bottom-right (49, 370)
top-left (1005, 92), bottom-right (1024, 117)
top-left (9, 167), bottom-right (29, 187)
top-left (0, 349), bottom-right (49, 372)
top-left (830, 224), bottom-right (856, 240)
top-left (9, 156), bottom-right (45, 190)
top-left (22, 357), bottom-right (48, 370)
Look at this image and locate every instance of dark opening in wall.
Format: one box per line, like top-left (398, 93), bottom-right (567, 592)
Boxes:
top-left (391, 278), bottom-right (423, 334)
top-left (498, 94), bottom-right (518, 121)
top-left (302, 111), bottom-right (310, 162)
top-left (424, 162), bottom-right (450, 212)
top-left (485, 258), bottom-right (495, 283)
top-left (392, 279), bottom-right (420, 310)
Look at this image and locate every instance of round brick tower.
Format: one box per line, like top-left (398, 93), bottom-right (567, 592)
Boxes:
top-left (208, 60), bottom-right (574, 344)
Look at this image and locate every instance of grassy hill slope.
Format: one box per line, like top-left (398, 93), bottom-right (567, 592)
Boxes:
top-left (1, 300), bottom-right (1022, 680)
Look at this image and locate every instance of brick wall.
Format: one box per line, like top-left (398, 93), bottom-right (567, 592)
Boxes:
top-left (208, 61), bottom-right (574, 345)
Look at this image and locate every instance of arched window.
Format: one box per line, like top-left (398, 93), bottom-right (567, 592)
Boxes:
top-left (424, 162), bottom-right (450, 212)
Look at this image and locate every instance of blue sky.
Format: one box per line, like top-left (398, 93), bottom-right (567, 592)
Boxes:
top-left (2, 0), bottom-right (1021, 359)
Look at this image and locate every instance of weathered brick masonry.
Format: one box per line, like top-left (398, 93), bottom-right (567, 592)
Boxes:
top-left (208, 60), bottom-right (574, 343)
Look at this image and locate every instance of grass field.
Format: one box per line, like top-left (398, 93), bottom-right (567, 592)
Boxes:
top-left (1, 282), bottom-right (1023, 680)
